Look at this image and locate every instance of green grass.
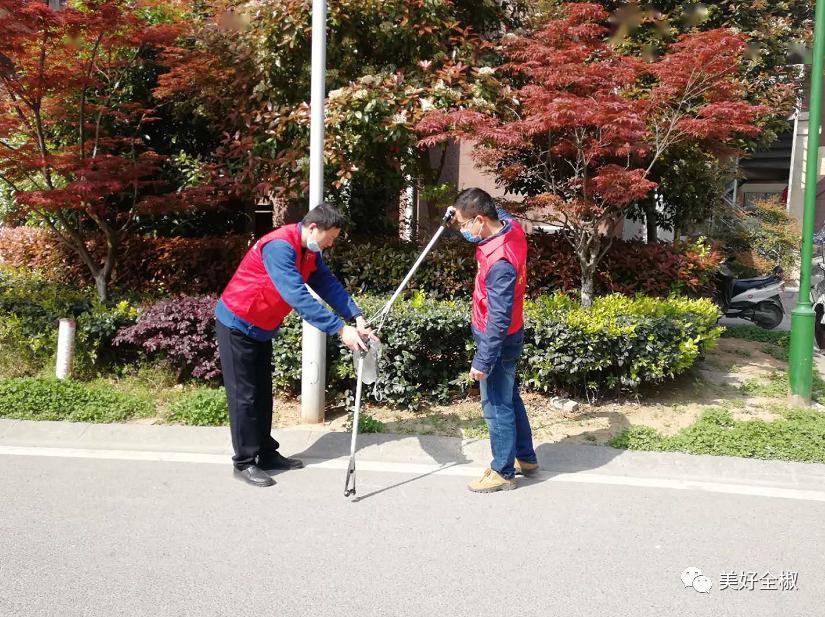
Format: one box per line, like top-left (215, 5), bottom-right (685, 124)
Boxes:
top-left (740, 370), bottom-right (825, 403)
top-left (0, 362), bottom-right (235, 426)
top-left (610, 406), bottom-right (825, 463)
top-left (345, 410), bottom-right (385, 434)
top-left (168, 387), bottom-right (228, 426)
top-left (462, 417), bottom-right (490, 439)
top-left (0, 377), bottom-right (153, 423)
top-left (722, 325), bottom-right (790, 361)
top-left (721, 325), bottom-right (790, 347)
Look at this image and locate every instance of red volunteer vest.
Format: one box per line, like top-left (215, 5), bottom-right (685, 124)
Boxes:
top-left (472, 219), bottom-right (527, 335)
top-left (221, 224), bottom-right (317, 330)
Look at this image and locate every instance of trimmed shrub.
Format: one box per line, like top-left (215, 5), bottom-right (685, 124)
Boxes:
top-left (270, 294), bottom-right (471, 409)
top-left (330, 294), bottom-right (472, 408)
top-left (270, 292), bottom-right (719, 407)
top-left (107, 291), bottom-right (719, 408)
top-left (168, 388), bottom-right (229, 426)
top-left (113, 295), bottom-right (221, 381)
top-left (521, 293), bottom-right (721, 397)
top-left (0, 377), bottom-right (151, 422)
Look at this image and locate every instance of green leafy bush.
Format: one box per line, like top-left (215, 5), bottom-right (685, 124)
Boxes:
top-left (0, 268), bottom-right (91, 366)
top-left (0, 314), bottom-right (47, 378)
top-left (344, 411), bottom-right (385, 434)
top-left (75, 300), bottom-right (140, 372)
top-left (327, 237), bottom-right (475, 299)
top-left (0, 272), bottom-right (721, 410)
top-left (271, 292), bottom-right (719, 407)
top-left (272, 294), bottom-right (472, 409)
top-left (109, 293), bottom-right (720, 409)
top-left (168, 388), bottom-right (228, 426)
top-left (0, 268), bottom-right (140, 376)
top-left (0, 378), bottom-right (152, 422)
top-left (521, 293), bottom-right (721, 396)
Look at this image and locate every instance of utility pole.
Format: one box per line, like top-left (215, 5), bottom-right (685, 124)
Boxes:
top-left (300, 0), bottom-right (328, 423)
top-left (788, 0), bottom-right (825, 404)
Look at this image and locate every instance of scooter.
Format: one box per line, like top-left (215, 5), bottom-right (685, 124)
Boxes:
top-left (714, 261), bottom-right (785, 330)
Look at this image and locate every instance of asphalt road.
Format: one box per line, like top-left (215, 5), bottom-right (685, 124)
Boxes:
top-left (1, 451), bottom-right (822, 617)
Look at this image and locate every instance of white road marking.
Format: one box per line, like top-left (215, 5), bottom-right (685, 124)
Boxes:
top-left (1, 445), bottom-right (824, 502)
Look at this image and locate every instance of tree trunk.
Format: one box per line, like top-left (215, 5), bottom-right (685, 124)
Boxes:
top-left (644, 201), bottom-right (658, 244)
top-left (94, 271), bottom-right (108, 303)
top-left (580, 267), bottom-right (596, 309)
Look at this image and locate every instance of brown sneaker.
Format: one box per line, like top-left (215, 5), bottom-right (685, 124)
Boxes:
top-left (468, 468), bottom-right (516, 493)
top-left (514, 459), bottom-right (539, 477)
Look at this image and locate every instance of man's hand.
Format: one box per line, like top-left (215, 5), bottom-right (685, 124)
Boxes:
top-left (355, 316), bottom-right (377, 342)
top-left (340, 324), bottom-right (368, 352)
top-left (470, 367), bottom-right (487, 381)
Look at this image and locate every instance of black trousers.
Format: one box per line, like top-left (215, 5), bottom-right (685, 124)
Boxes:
top-left (216, 321), bottom-right (280, 469)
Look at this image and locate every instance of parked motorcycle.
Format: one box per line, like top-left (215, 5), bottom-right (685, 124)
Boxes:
top-left (714, 261), bottom-right (785, 330)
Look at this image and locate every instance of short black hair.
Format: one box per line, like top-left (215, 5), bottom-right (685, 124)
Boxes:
top-left (454, 188), bottom-right (498, 220)
top-left (302, 203), bottom-right (345, 230)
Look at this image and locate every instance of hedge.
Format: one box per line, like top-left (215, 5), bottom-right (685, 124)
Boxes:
top-left (108, 292), bottom-right (720, 408)
top-left (0, 226), bottom-right (720, 298)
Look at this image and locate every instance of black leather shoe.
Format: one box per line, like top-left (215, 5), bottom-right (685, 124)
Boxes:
top-left (257, 451), bottom-right (304, 471)
top-left (234, 465), bottom-right (275, 487)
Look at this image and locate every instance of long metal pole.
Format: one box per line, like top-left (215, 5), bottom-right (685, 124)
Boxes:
top-left (788, 0), bottom-right (825, 404)
top-left (301, 0), bottom-right (328, 423)
top-left (369, 207), bottom-right (455, 327)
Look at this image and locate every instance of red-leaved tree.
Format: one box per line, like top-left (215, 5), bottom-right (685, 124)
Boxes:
top-left (417, 2), bottom-right (769, 307)
top-left (0, 0), bottom-right (184, 301)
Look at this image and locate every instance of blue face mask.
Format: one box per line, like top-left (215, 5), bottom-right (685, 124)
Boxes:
top-left (461, 229), bottom-right (483, 244)
top-left (460, 218), bottom-right (483, 243)
top-left (306, 228), bottom-right (322, 253)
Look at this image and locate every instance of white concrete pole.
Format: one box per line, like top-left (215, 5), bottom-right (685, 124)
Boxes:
top-left (300, 0), bottom-right (328, 423)
top-left (55, 318), bottom-right (75, 380)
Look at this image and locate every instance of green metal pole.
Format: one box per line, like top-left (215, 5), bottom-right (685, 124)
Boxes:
top-left (789, 0), bottom-right (825, 404)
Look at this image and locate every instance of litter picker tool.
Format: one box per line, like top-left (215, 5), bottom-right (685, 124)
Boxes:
top-left (344, 206), bottom-right (456, 497)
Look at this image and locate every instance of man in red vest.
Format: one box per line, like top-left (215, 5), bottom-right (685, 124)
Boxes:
top-left (452, 188), bottom-right (538, 492)
top-left (215, 203), bottom-right (371, 487)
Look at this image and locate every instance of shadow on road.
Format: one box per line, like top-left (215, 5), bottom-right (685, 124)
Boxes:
top-left (287, 408), bottom-right (631, 499)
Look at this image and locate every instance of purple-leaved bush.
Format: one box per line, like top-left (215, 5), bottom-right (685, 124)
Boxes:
top-left (113, 295), bottom-right (221, 381)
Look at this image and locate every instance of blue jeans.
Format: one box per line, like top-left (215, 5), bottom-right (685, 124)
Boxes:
top-left (479, 341), bottom-right (536, 479)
